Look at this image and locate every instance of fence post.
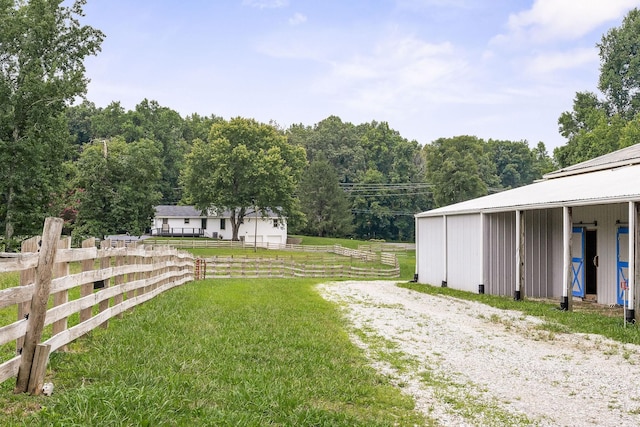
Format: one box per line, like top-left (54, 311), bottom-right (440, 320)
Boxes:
top-left (114, 241), bottom-right (125, 318)
top-left (17, 236), bottom-right (40, 355)
top-left (15, 217), bottom-right (63, 394)
top-left (79, 238), bottom-right (96, 323)
top-left (52, 237), bottom-right (71, 350)
top-left (98, 239), bottom-right (111, 329)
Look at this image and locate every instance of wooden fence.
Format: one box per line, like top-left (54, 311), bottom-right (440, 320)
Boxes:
top-left (150, 239), bottom-right (351, 253)
top-left (0, 218), bottom-right (194, 394)
top-left (195, 251), bottom-right (400, 280)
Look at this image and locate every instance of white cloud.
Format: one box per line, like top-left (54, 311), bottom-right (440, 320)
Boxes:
top-left (503, 0), bottom-right (640, 43)
top-left (313, 34), bottom-right (475, 115)
top-left (395, 0), bottom-right (472, 10)
top-left (525, 47), bottom-right (598, 75)
top-left (242, 0), bottom-right (288, 9)
top-left (288, 12), bottom-right (307, 26)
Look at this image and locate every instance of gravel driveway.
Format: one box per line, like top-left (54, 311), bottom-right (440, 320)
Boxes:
top-left (317, 280), bottom-right (640, 427)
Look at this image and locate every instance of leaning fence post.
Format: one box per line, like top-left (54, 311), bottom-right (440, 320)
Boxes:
top-left (15, 217), bottom-right (63, 394)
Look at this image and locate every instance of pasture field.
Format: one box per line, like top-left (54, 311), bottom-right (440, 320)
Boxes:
top-left (0, 278), bottom-right (428, 426)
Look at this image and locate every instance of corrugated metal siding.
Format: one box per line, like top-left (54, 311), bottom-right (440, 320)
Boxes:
top-left (486, 212), bottom-right (515, 296)
top-left (523, 208), bottom-right (563, 299)
top-left (416, 216), bottom-right (444, 286)
top-left (447, 214), bottom-right (482, 292)
top-left (572, 203), bottom-right (628, 305)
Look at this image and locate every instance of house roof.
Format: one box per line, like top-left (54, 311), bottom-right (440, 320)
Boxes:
top-left (154, 205), bottom-right (282, 218)
top-left (416, 144), bottom-right (640, 218)
top-left (155, 205), bottom-right (203, 217)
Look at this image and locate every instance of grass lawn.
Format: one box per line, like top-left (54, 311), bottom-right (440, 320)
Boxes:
top-left (0, 279), bottom-right (428, 426)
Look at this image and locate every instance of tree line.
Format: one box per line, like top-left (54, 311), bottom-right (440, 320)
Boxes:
top-left (2, 1), bottom-right (639, 249)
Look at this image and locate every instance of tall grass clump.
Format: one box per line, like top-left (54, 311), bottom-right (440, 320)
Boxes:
top-left (0, 279), bottom-right (427, 426)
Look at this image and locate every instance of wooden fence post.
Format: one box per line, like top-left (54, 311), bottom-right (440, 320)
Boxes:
top-left (99, 239), bottom-right (111, 329)
top-left (79, 238), bottom-right (96, 324)
top-left (114, 241), bottom-right (125, 318)
top-left (15, 217), bottom-right (63, 394)
top-left (17, 236), bottom-right (39, 355)
top-left (52, 237), bottom-right (71, 349)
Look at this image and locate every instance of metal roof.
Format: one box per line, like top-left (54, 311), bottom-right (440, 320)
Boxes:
top-left (416, 162), bottom-right (640, 217)
top-left (543, 143), bottom-right (640, 179)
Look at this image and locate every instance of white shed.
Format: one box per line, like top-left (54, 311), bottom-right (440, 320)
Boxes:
top-left (415, 144), bottom-right (640, 322)
top-left (152, 205), bottom-right (287, 245)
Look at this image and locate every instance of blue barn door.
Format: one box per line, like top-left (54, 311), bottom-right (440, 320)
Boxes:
top-left (617, 227), bottom-right (629, 305)
top-left (572, 227), bottom-right (586, 298)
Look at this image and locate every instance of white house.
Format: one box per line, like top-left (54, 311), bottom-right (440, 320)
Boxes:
top-left (152, 205), bottom-right (287, 244)
top-left (415, 144), bottom-right (640, 322)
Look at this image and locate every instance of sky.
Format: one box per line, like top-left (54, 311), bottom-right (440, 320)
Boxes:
top-left (78, 0), bottom-right (640, 151)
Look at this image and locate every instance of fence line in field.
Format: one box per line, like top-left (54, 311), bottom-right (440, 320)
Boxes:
top-left (0, 218), bottom-right (194, 394)
top-left (195, 251), bottom-right (400, 280)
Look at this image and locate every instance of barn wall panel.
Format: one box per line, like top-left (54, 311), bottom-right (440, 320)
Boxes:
top-left (416, 216), bottom-right (444, 286)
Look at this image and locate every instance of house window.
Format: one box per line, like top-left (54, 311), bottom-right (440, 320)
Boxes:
top-left (273, 219), bottom-right (279, 228)
top-left (184, 218), bottom-right (190, 224)
top-left (220, 218), bottom-right (226, 230)
top-left (162, 218), bottom-right (168, 224)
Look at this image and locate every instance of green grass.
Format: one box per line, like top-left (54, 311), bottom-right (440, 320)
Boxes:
top-left (289, 235), bottom-right (364, 249)
top-left (399, 282), bottom-right (640, 345)
top-left (0, 279), bottom-right (427, 426)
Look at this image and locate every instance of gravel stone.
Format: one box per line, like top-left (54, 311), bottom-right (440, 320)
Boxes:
top-left (317, 280), bottom-right (640, 427)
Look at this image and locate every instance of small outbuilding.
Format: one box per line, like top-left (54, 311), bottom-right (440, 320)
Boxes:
top-left (152, 205), bottom-right (287, 244)
top-left (415, 144), bottom-right (640, 321)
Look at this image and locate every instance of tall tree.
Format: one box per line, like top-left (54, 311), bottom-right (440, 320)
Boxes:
top-left (486, 139), bottom-right (537, 189)
top-left (598, 8), bottom-right (640, 120)
top-left (181, 117), bottom-right (307, 241)
top-left (297, 158), bottom-right (353, 237)
top-left (75, 137), bottom-right (162, 239)
top-left (556, 8), bottom-right (640, 166)
top-left (425, 136), bottom-right (498, 207)
top-left (0, 0), bottom-right (103, 249)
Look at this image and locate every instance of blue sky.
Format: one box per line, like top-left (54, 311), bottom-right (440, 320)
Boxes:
top-left (79, 0), bottom-right (640, 151)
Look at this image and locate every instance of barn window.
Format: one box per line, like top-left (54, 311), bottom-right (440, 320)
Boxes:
top-left (273, 219), bottom-right (279, 228)
top-left (184, 218), bottom-right (190, 224)
top-left (220, 218), bottom-right (226, 230)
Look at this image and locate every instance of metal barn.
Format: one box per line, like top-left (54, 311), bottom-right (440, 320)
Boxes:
top-left (415, 144), bottom-right (640, 321)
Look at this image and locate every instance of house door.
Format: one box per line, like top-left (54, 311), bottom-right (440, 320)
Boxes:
top-left (617, 227), bottom-right (629, 305)
top-left (572, 227), bottom-right (586, 298)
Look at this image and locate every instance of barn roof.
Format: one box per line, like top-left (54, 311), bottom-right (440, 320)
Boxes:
top-left (416, 144), bottom-right (640, 218)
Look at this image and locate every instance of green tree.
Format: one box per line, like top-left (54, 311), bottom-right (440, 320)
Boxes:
top-left (425, 136), bottom-right (498, 207)
top-left (181, 117), bottom-right (307, 241)
top-left (75, 137), bottom-right (162, 239)
top-left (598, 8), bottom-right (640, 120)
top-left (0, 0), bottom-right (103, 248)
top-left (297, 158), bottom-right (353, 237)
top-left (556, 8), bottom-right (640, 166)
top-left (486, 139), bottom-right (538, 189)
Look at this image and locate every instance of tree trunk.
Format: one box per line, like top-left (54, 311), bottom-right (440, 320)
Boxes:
top-left (5, 186), bottom-right (14, 250)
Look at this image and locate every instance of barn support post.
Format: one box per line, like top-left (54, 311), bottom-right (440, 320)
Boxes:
top-left (442, 215), bottom-right (448, 287)
top-left (478, 212), bottom-right (485, 294)
top-left (413, 216), bottom-right (420, 283)
top-left (514, 210), bottom-right (524, 300)
top-left (627, 201), bottom-right (636, 323)
top-left (561, 206), bottom-right (572, 311)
